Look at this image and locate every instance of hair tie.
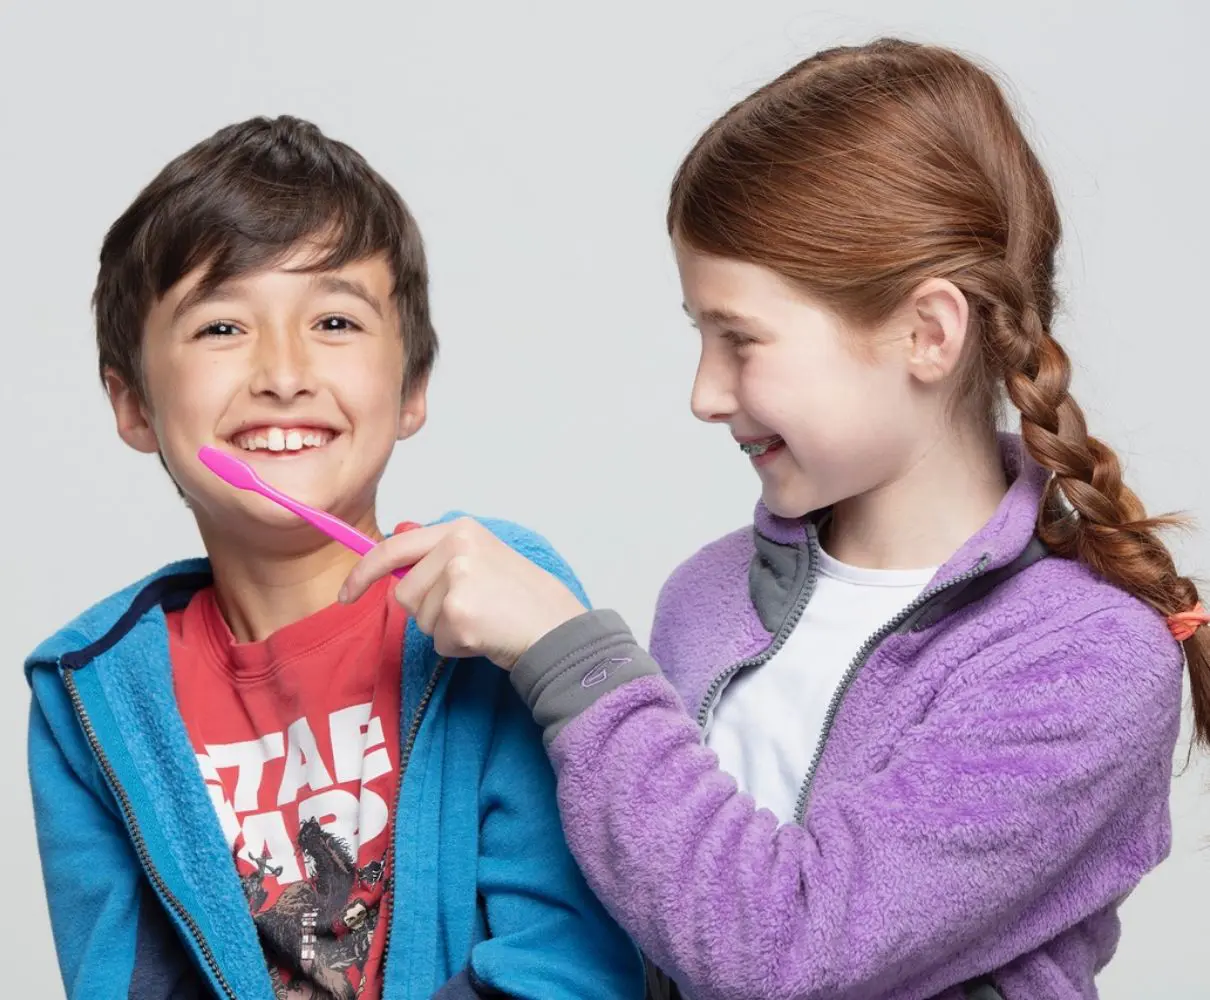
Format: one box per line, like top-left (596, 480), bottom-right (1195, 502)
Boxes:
top-left (1167, 602), bottom-right (1210, 642)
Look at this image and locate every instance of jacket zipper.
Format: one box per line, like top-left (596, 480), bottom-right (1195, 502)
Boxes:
top-left (694, 526), bottom-right (823, 731)
top-left (790, 555), bottom-right (991, 823)
top-left (62, 667), bottom-right (239, 1000)
top-left (378, 656), bottom-right (448, 982)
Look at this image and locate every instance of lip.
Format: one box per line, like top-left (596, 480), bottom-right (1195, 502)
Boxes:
top-left (225, 418), bottom-right (343, 438)
top-left (231, 443), bottom-right (333, 457)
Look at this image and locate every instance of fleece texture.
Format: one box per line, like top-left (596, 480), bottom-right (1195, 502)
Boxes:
top-left (27, 514), bottom-right (644, 1000)
top-left (516, 438), bottom-right (1184, 1000)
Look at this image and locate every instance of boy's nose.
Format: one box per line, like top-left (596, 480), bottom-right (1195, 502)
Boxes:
top-left (249, 329), bottom-right (316, 400)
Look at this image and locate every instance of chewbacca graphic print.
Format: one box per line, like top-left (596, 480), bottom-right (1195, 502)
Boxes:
top-left (168, 574), bottom-right (407, 1000)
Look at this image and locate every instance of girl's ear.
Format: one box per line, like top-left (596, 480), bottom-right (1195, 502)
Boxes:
top-left (903, 279), bottom-right (969, 385)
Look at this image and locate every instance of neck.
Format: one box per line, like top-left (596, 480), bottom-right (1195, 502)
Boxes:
top-left (824, 425), bottom-right (1007, 570)
top-left (198, 509), bottom-right (384, 642)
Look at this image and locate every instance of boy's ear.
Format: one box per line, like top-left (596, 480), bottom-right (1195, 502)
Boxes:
top-left (104, 368), bottom-right (160, 454)
top-left (903, 278), bottom-right (969, 385)
top-left (397, 373), bottom-right (429, 441)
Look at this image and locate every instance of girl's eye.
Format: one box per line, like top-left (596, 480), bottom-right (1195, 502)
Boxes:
top-left (316, 315), bottom-right (363, 333)
top-left (196, 321), bottom-right (243, 339)
top-left (722, 330), bottom-right (755, 349)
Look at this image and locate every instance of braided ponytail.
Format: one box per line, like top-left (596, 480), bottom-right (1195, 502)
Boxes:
top-left (986, 277), bottom-right (1210, 743)
top-left (972, 96), bottom-right (1210, 743)
top-left (665, 37), bottom-right (1210, 746)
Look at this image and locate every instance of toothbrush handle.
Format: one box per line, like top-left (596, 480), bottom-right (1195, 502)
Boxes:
top-left (259, 484), bottom-right (407, 579)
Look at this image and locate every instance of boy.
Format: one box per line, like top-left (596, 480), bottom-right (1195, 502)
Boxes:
top-left (25, 116), bottom-right (642, 1000)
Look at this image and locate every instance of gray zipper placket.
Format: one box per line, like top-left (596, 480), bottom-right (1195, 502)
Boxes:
top-left (694, 523), bottom-right (824, 735)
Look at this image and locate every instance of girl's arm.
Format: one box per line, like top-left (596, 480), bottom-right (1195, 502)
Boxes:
top-left (511, 603), bottom-right (1181, 999)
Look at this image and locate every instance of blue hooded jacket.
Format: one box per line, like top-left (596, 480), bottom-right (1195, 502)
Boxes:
top-left (26, 514), bottom-right (644, 999)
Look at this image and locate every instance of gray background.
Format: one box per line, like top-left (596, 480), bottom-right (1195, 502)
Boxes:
top-left (2, 0), bottom-right (1206, 995)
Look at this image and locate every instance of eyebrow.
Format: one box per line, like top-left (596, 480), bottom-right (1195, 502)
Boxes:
top-left (171, 273), bottom-right (385, 325)
top-left (310, 274), bottom-right (385, 318)
top-left (172, 279), bottom-right (239, 325)
top-left (682, 303), bottom-right (757, 327)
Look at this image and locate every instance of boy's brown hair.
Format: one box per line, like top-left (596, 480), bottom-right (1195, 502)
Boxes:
top-left (93, 115), bottom-right (437, 399)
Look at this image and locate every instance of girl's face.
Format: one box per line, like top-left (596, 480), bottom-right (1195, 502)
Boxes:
top-left (676, 245), bottom-right (958, 520)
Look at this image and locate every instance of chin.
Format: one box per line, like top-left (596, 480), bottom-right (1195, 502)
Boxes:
top-left (760, 487), bottom-right (815, 521)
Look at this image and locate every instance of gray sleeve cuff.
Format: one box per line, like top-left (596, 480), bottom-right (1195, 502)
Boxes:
top-left (511, 609), bottom-right (661, 745)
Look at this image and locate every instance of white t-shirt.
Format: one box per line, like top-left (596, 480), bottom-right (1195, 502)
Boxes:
top-left (704, 545), bottom-right (936, 824)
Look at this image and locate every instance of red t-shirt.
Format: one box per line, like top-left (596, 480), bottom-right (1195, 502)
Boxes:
top-left (168, 572), bottom-right (406, 1000)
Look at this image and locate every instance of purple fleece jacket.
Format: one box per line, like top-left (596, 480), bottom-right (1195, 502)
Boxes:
top-left (510, 437), bottom-right (1185, 1000)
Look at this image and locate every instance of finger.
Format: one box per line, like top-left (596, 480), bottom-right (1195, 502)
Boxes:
top-left (390, 535), bottom-right (462, 615)
top-left (430, 567), bottom-right (479, 659)
top-left (432, 615), bottom-right (476, 660)
top-left (339, 523), bottom-right (448, 603)
top-left (408, 571), bottom-right (451, 639)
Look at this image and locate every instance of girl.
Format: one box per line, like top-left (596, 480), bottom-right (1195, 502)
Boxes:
top-left (341, 38), bottom-right (1210, 999)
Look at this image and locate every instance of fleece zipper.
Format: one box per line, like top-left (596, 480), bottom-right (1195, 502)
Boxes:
top-left (378, 657), bottom-right (448, 982)
top-left (61, 666), bottom-right (239, 1000)
top-left (694, 524), bottom-right (823, 734)
top-left (791, 555), bottom-right (991, 823)
top-left (694, 526), bottom-right (995, 826)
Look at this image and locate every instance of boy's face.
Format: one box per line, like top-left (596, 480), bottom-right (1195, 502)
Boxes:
top-left (106, 250), bottom-right (425, 538)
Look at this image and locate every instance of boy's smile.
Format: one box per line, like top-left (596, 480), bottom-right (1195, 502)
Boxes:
top-left (230, 423), bottom-right (337, 454)
top-left (106, 249), bottom-right (426, 545)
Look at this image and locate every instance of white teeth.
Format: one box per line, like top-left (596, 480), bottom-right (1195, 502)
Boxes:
top-left (234, 427), bottom-right (333, 452)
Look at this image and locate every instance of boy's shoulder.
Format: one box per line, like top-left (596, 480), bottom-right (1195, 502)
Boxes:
top-left (431, 510), bottom-right (560, 555)
top-left (429, 511), bottom-right (588, 603)
top-left (25, 558), bottom-right (208, 676)
top-left (28, 512), bottom-right (584, 671)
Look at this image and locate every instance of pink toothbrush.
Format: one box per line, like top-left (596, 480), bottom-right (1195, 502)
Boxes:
top-left (198, 446), bottom-right (408, 579)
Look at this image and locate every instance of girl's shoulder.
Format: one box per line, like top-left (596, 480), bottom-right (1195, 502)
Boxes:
top-left (652, 524), bottom-right (757, 628)
top-left (938, 549), bottom-right (1183, 711)
top-left (647, 524), bottom-right (765, 694)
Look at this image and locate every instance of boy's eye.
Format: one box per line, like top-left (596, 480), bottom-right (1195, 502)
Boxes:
top-left (197, 321), bottom-right (243, 338)
top-left (316, 315), bottom-right (362, 333)
top-left (722, 330), bottom-right (755, 349)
